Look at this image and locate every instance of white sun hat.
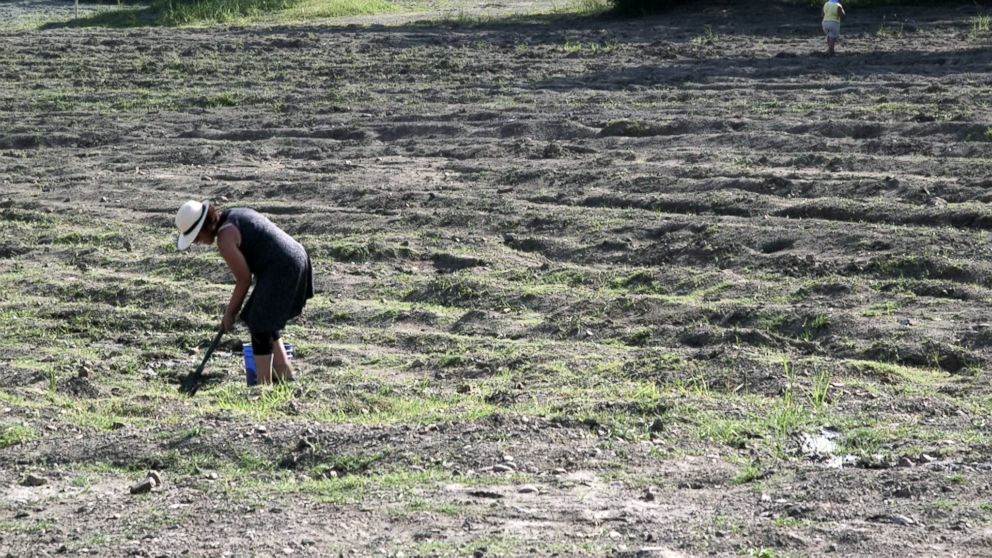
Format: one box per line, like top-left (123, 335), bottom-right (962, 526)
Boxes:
top-left (175, 200), bottom-right (210, 251)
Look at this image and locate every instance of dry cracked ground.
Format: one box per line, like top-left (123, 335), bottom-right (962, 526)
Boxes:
top-left (2, 0), bottom-right (992, 556)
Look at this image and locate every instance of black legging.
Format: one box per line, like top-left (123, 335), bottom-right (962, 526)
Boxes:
top-left (250, 329), bottom-right (283, 355)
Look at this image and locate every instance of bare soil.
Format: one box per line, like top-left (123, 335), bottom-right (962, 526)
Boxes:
top-left (2, 1), bottom-right (992, 557)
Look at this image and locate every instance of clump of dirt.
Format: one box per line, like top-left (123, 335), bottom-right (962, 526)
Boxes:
top-left (58, 376), bottom-right (100, 398)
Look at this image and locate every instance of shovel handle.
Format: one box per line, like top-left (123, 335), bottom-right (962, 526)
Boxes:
top-left (193, 329), bottom-right (225, 377)
top-left (181, 329), bottom-right (225, 395)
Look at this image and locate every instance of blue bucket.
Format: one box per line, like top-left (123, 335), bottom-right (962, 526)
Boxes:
top-left (243, 343), bottom-right (293, 386)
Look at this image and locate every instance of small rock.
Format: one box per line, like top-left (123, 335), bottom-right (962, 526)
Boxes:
top-left (473, 550), bottom-right (485, 558)
top-left (517, 485), bottom-right (539, 494)
top-left (21, 474), bottom-right (47, 487)
top-left (897, 456), bottom-right (914, 468)
top-left (868, 513), bottom-right (915, 526)
top-left (14, 511), bottom-right (29, 519)
top-left (493, 464), bottom-right (514, 473)
top-left (129, 474), bottom-right (159, 495)
top-left (130, 477), bottom-right (155, 494)
top-left (641, 487), bottom-right (658, 502)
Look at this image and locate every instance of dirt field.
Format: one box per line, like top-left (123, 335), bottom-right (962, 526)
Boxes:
top-left (2, 1), bottom-right (992, 556)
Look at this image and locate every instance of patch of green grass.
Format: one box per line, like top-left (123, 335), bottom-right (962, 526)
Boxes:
top-left (388, 499), bottom-right (473, 519)
top-left (800, 314), bottom-right (830, 341)
top-left (157, 0), bottom-right (296, 25)
top-left (209, 382), bottom-right (299, 419)
top-left (560, 40), bottom-right (620, 55)
top-left (624, 327), bottom-right (652, 346)
top-left (197, 92), bottom-right (243, 108)
top-left (610, 270), bottom-right (660, 293)
top-left (855, 102), bottom-right (918, 115)
top-left (862, 301), bottom-right (898, 317)
top-left (0, 519), bottom-right (55, 534)
top-left (681, 360), bottom-right (833, 455)
top-left (773, 516), bottom-right (806, 528)
top-left (305, 387), bottom-right (500, 426)
top-left (972, 14), bottom-right (990, 34)
top-left (40, 0), bottom-right (396, 28)
top-left (733, 462), bottom-right (765, 485)
top-left (810, 368), bottom-right (834, 409)
top-left (281, 468), bottom-right (454, 504)
top-left (275, 0), bottom-right (396, 20)
top-left (61, 404), bottom-right (130, 431)
top-left (948, 473), bottom-right (968, 486)
top-left (691, 25), bottom-right (719, 46)
top-left (848, 359), bottom-right (950, 387)
top-left (599, 119), bottom-right (655, 138)
top-left (934, 499), bottom-right (958, 512)
top-left (564, 0), bottom-right (612, 17)
top-left (0, 424), bottom-right (37, 449)
top-left (836, 425), bottom-right (883, 456)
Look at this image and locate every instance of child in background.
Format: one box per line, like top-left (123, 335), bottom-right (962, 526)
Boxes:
top-left (822, 0), bottom-right (846, 56)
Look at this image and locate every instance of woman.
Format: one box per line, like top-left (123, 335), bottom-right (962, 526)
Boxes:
top-left (822, 0), bottom-right (846, 56)
top-left (175, 200), bottom-right (313, 384)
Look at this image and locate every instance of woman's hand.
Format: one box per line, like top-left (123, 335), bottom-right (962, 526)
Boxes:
top-left (221, 312), bottom-right (236, 333)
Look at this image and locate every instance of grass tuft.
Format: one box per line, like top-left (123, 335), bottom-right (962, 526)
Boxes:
top-left (0, 424), bottom-right (37, 449)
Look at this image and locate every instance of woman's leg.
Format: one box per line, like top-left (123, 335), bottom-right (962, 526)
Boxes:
top-left (255, 353), bottom-right (274, 384)
top-left (251, 330), bottom-right (276, 384)
top-left (273, 338), bottom-right (294, 383)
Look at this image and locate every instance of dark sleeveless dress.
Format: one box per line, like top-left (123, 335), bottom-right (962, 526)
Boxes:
top-left (220, 208), bottom-right (314, 333)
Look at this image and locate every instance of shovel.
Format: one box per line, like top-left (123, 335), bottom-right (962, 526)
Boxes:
top-left (179, 329), bottom-right (224, 396)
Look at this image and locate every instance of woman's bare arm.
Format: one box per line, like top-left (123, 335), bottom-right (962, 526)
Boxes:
top-left (217, 226), bottom-right (251, 331)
